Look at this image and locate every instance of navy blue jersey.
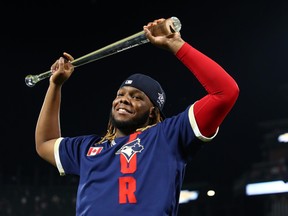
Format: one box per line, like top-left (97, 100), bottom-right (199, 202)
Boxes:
top-left (54, 105), bottom-right (217, 215)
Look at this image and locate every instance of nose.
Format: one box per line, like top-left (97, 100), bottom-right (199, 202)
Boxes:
top-left (119, 94), bottom-right (131, 104)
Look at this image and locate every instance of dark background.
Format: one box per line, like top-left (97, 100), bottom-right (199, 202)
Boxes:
top-left (1, 0), bottom-right (288, 215)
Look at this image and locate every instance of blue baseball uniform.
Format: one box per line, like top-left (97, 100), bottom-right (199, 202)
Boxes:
top-left (50, 41), bottom-right (239, 215)
top-left (54, 105), bottom-right (217, 216)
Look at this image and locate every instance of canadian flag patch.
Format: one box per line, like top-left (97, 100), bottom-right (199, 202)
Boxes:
top-left (87, 147), bottom-right (103, 156)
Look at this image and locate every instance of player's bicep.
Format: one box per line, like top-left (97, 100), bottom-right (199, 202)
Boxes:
top-left (188, 104), bottom-right (218, 142)
top-left (36, 139), bottom-right (58, 166)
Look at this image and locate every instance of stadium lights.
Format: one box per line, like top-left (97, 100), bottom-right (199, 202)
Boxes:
top-left (179, 190), bottom-right (199, 203)
top-left (246, 180), bottom-right (288, 196)
top-left (278, 133), bottom-right (288, 143)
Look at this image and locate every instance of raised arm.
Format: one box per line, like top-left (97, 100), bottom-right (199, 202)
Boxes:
top-left (35, 53), bottom-right (74, 166)
top-left (144, 18), bottom-right (239, 138)
top-left (176, 43), bottom-right (239, 138)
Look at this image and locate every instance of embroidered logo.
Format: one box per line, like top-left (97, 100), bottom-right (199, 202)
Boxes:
top-left (157, 92), bottom-right (165, 108)
top-left (87, 147), bottom-right (103, 156)
top-left (115, 138), bottom-right (144, 162)
top-left (124, 80), bottom-right (133, 85)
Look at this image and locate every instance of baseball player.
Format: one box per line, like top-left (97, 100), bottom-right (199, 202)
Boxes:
top-left (35, 17), bottom-right (239, 215)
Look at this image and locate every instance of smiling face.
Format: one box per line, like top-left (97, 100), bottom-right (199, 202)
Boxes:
top-left (111, 86), bottom-right (155, 136)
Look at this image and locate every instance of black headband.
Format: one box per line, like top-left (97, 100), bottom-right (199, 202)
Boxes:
top-left (120, 73), bottom-right (166, 118)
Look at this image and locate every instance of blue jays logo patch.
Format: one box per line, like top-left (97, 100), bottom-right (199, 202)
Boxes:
top-left (115, 138), bottom-right (144, 162)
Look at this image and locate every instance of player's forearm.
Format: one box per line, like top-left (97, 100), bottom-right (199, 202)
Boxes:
top-left (35, 84), bottom-right (62, 149)
top-left (176, 42), bottom-right (239, 97)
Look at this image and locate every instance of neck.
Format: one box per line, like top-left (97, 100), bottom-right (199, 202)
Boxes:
top-left (115, 129), bottom-right (137, 138)
top-left (115, 124), bottom-right (157, 138)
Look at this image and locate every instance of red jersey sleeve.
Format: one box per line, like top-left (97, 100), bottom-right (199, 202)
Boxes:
top-left (176, 42), bottom-right (239, 137)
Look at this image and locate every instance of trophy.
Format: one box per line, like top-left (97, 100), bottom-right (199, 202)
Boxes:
top-left (25, 17), bottom-right (182, 87)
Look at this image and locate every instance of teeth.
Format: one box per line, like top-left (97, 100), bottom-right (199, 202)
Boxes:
top-left (118, 108), bottom-right (128, 114)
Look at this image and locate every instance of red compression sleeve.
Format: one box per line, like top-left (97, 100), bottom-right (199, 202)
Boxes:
top-left (176, 43), bottom-right (239, 137)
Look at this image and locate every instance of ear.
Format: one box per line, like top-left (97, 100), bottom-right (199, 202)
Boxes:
top-left (149, 107), bottom-right (156, 118)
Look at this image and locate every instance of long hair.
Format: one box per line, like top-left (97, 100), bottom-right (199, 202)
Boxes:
top-left (97, 107), bottom-right (163, 144)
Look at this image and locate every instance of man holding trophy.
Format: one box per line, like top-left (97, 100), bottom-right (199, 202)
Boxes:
top-left (34, 17), bottom-right (239, 215)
